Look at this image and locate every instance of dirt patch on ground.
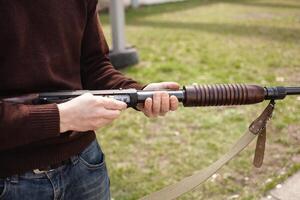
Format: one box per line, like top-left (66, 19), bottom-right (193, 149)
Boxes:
top-left (275, 68), bottom-right (300, 85)
top-left (287, 124), bottom-right (300, 142)
top-left (235, 12), bottom-right (278, 20)
top-left (292, 155), bottom-right (300, 163)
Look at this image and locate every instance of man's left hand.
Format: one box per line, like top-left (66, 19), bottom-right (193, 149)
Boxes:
top-left (137, 82), bottom-right (180, 118)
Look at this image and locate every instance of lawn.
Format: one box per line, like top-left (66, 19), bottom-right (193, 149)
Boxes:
top-left (97, 0), bottom-right (300, 199)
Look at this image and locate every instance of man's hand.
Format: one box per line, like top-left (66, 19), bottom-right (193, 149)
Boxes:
top-left (57, 93), bottom-right (127, 133)
top-left (137, 82), bottom-right (180, 118)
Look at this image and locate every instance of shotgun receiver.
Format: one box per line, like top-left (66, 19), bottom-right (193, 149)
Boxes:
top-left (2, 84), bottom-right (300, 107)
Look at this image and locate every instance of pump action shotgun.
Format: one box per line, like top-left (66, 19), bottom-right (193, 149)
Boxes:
top-left (2, 84), bottom-right (300, 106)
top-left (1, 83), bottom-right (300, 200)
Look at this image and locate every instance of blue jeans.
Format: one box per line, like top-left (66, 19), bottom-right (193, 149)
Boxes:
top-left (0, 140), bottom-right (110, 200)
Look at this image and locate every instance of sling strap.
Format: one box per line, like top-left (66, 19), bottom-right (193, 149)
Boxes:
top-left (141, 101), bottom-right (275, 200)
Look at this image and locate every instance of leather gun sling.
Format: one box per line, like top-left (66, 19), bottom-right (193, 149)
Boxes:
top-left (141, 101), bottom-right (275, 200)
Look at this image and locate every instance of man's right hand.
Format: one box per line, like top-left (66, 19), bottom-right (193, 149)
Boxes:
top-left (57, 93), bottom-right (127, 133)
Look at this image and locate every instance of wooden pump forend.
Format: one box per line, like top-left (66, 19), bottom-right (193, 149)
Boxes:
top-left (182, 84), bottom-right (265, 107)
top-left (181, 84), bottom-right (300, 107)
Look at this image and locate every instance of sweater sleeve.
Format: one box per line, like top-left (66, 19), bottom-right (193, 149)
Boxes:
top-left (0, 102), bottom-right (60, 151)
top-left (80, 0), bottom-right (144, 90)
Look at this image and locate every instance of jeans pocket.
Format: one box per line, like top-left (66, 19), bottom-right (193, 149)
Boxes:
top-left (79, 140), bottom-right (105, 170)
top-left (0, 179), bottom-right (7, 199)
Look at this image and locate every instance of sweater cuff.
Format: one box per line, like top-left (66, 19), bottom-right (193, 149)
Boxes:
top-left (27, 104), bottom-right (60, 138)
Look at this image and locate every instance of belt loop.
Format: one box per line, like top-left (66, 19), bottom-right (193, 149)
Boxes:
top-left (70, 155), bottom-right (79, 165)
top-left (10, 174), bottom-right (19, 184)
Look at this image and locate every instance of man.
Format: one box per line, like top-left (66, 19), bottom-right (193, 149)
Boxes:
top-left (0, 0), bottom-right (179, 199)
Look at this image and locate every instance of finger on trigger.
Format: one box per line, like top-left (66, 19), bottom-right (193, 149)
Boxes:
top-left (103, 97), bottom-right (127, 110)
top-left (170, 95), bottom-right (179, 111)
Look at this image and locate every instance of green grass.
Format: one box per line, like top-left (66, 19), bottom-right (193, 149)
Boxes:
top-left (97, 0), bottom-right (300, 199)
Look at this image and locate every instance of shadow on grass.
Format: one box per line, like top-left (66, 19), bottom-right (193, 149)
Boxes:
top-left (129, 20), bottom-right (300, 43)
top-left (101, 0), bottom-right (250, 23)
top-left (125, 0), bottom-right (300, 20)
top-left (126, 0), bottom-right (218, 18)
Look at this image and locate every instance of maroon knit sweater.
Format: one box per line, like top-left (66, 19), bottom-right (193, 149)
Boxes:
top-left (0, 0), bottom-right (142, 178)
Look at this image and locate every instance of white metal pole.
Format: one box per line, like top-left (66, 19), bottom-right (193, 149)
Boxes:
top-left (110, 0), bottom-right (126, 53)
top-left (109, 0), bottom-right (139, 68)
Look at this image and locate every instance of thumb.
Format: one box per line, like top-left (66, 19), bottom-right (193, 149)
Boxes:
top-left (161, 82), bottom-right (180, 90)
